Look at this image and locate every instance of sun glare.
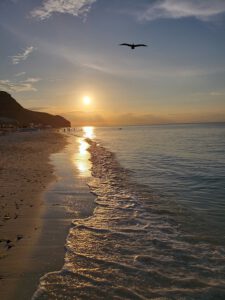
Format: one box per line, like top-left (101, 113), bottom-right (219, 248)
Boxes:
top-left (73, 137), bottom-right (91, 177)
top-left (83, 96), bottom-right (91, 105)
top-left (83, 126), bottom-right (95, 139)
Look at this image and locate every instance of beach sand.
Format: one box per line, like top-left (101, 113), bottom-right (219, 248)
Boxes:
top-left (0, 130), bottom-right (67, 300)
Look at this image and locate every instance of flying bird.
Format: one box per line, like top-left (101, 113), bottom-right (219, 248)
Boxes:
top-left (119, 43), bottom-right (148, 50)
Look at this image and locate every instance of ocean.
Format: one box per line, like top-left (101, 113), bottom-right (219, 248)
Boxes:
top-left (33, 123), bottom-right (225, 300)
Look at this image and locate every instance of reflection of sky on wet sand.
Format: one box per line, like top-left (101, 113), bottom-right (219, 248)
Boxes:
top-left (73, 127), bottom-right (95, 177)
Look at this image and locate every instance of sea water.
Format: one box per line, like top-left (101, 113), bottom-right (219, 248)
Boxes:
top-left (33, 124), bottom-right (225, 300)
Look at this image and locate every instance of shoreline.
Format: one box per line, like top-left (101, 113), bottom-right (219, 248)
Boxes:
top-left (0, 130), bottom-right (68, 300)
top-left (29, 134), bottom-right (95, 299)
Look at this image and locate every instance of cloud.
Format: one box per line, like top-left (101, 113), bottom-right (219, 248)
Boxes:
top-left (83, 58), bottom-right (225, 80)
top-left (24, 77), bottom-right (41, 83)
top-left (14, 72), bottom-right (26, 77)
top-left (168, 112), bottom-right (225, 123)
top-left (83, 63), bottom-right (112, 74)
top-left (110, 113), bottom-right (169, 126)
top-left (63, 110), bottom-right (105, 126)
top-left (0, 77), bottom-right (41, 93)
top-left (195, 90), bottom-right (225, 97)
top-left (28, 106), bottom-right (49, 112)
top-left (11, 46), bottom-right (35, 65)
top-left (31, 0), bottom-right (97, 20)
top-left (62, 111), bottom-right (171, 126)
top-left (137, 0), bottom-right (225, 22)
top-left (210, 91), bottom-right (225, 96)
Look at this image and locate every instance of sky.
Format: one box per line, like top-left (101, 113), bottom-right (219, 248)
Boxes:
top-left (0, 0), bottom-right (225, 126)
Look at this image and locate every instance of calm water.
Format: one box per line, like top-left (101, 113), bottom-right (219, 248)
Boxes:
top-left (33, 124), bottom-right (225, 300)
top-left (94, 124), bottom-right (225, 242)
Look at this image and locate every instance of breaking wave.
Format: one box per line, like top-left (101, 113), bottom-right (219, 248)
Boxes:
top-left (33, 139), bottom-right (225, 300)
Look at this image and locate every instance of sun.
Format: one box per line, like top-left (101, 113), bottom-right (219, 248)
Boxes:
top-left (83, 96), bottom-right (91, 106)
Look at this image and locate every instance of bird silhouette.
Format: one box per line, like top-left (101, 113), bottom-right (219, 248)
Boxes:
top-left (119, 43), bottom-right (148, 50)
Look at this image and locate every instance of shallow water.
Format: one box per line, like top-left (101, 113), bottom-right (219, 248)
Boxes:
top-left (33, 124), bottom-right (225, 300)
top-left (94, 124), bottom-right (225, 243)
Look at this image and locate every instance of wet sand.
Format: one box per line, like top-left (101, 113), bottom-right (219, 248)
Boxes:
top-left (0, 130), bottom-right (67, 300)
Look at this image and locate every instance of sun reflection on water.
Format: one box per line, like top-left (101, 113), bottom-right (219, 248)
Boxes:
top-left (79, 138), bottom-right (89, 155)
top-left (83, 126), bottom-right (95, 139)
top-left (74, 127), bottom-right (95, 177)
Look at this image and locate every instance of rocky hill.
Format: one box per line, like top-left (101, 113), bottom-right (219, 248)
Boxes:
top-left (0, 91), bottom-right (71, 128)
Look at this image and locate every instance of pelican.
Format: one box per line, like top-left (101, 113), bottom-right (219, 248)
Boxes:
top-left (119, 43), bottom-right (148, 50)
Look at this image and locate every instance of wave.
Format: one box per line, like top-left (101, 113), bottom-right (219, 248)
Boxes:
top-left (33, 139), bottom-right (225, 300)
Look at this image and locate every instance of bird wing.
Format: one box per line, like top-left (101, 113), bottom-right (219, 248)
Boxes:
top-left (120, 43), bottom-right (132, 47)
top-left (134, 44), bottom-right (147, 47)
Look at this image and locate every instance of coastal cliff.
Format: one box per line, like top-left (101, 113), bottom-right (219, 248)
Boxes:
top-left (0, 91), bottom-right (71, 128)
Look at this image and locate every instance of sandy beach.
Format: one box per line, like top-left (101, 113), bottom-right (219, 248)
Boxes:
top-left (0, 130), bottom-right (67, 300)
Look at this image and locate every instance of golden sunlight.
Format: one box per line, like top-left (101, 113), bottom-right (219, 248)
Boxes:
top-left (73, 137), bottom-right (91, 177)
top-left (83, 96), bottom-right (91, 106)
top-left (83, 126), bottom-right (95, 139)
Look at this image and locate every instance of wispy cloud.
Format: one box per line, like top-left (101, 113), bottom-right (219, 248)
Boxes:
top-left (110, 113), bottom-right (170, 126)
top-left (63, 110), bottom-right (105, 126)
top-left (62, 111), bottom-right (170, 126)
top-left (83, 59), bottom-right (225, 80)
top-left (0, 77), bottom-right (41, 93)
top-left (14, 72), bottom-right (26, 77)
top-left (137, 0), bottom-right (225, 22)
top-left (28, 106), bottom-right (49, 112)
top-left (210, 91), bottom-right (225, 96)
top-left (25, 77), bottom-right (41, 83)
top-left (83, 62), bottom-right (115, 74)
top-left (31, 0), bottom-right (97, 20)
top-left (11, 46), bottom-right (35, 65)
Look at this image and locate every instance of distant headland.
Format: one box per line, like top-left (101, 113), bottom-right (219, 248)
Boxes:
top-left (0, 91), bottom-right (71, 128)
